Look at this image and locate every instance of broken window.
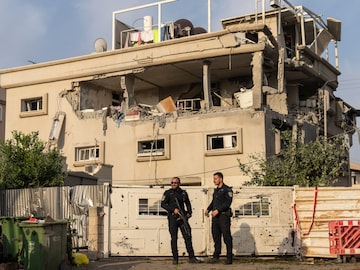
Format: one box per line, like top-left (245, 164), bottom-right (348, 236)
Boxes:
top-left (23, 97), bottom-right (42, 112)
top-left (137, 135), bottom-right (170, 161)
top-left (234, 197), bottom-right (270, 217)
top-left (138, 198), bottom-right (167, 216)
top-left (207, 132), bottom-right (237, 150)
top-left (205, 130), bottom-right (243, 156)
top-left (20, 94), bottom-right (48, 117)
top-left (138, 139), bottom-right (164, 157)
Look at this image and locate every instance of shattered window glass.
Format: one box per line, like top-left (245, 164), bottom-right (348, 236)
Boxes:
top-left (137, 139), bottom-right (165, 157)
top-left (207, 133), bottom-right (237, 150)
top-left (22, 97), bottom-right (43, 112)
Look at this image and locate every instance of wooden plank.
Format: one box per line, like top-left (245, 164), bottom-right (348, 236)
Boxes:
top-left (295, 187), bottom-right (360, 258)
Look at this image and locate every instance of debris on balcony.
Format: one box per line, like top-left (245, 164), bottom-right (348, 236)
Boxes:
top-left (234, 88), bottom-right (253, 109)
top-left (156, 96), bottom-right (177, 113)
top-left (176, 98), bottom-right (202, 111)
top-left (125, 109), bottom-right (141, 121)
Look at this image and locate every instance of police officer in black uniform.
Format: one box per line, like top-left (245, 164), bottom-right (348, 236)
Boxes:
top-left (205, 172), bottom-right (233, 264)
top-left (161, 177), bottom-right (201, 265)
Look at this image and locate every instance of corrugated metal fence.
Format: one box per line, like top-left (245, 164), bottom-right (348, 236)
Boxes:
top-left (0, 185), bottom-right (109, 248)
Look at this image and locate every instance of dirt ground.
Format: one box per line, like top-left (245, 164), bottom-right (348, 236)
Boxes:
top-left (3, 256), bottom-right (360, 270)
top-left (84, 256), bottom-right (360, 270)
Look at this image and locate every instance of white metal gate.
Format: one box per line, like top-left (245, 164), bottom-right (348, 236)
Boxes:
top-left (230, 187), bottom-right (295, 256)
top-left (106, 186), bottom-right (295, 257)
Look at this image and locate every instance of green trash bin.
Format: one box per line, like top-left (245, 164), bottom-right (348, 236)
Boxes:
top-left (0, 216), bottom-right (28, 262)
top-left (19, 220), bottom-right (68, 270)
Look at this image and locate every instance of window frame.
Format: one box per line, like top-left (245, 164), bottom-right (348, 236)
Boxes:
top-left (73, 141), bottom-right (105, 167)
top-left (138, 197), bottom-right (168, 217)
top-left (20, 93), bottom-right (48, 118)
top-left (233, 197), bottom-right (271, 218)
top-left (205, 129), bottom-right (243, 156)
top-left (136, 135), bottom-right (170, 162)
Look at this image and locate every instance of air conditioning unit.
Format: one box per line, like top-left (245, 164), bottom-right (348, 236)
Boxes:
top-left (270, 0), bottom-right (281, 8)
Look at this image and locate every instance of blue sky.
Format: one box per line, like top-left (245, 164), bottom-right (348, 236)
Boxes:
top-left (1, 0), bottom-right (360, 162)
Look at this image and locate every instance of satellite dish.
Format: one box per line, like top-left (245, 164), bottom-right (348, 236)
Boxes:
top-left (174, 19), bottom-right (193, 37)
top-left (94, 38), bottom-right (108, 52)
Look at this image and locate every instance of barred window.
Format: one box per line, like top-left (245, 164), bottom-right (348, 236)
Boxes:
top-left (234, 197), bottom-right (270, 217)
top-left (138, 198), bottom-right (167, 216)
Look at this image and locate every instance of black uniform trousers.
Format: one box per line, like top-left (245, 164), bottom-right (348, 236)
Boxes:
top-left (211, 213), bottom-right (233, 259)
top-left (168, 214), bottom-right (195, 259)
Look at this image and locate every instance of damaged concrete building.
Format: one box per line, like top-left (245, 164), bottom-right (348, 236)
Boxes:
top-left (0, 1), bottom-right (357, 187)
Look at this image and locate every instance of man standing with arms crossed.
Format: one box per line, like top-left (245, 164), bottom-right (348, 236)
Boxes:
top-left (205, 172), bottom-right (233, 265)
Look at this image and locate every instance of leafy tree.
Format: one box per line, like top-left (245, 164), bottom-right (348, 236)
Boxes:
top-left (239, 130), bottom-right (348, 187)
top-left (0, 131), bottom-right (66, 189)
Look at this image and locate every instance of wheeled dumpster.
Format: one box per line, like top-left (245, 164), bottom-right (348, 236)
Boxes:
top-left (0, 217), bottom-right (27, 262)
top-left (19, 221), bottom-right (68, 270)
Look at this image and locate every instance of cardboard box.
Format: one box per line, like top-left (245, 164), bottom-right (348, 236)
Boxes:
top-left (156, 96), bottom-right (176, 113)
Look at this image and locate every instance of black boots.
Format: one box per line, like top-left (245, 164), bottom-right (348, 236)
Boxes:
top-left (225, 254), bottom-right (233, 264)
top-left (172, 257), bottom-right (202, 264)
top-left (189, 257), bottom-right (202, 263)
top-left (208, 257), bottom-right (220, 263)
top-left (207, 256), bottom-right (232, 264)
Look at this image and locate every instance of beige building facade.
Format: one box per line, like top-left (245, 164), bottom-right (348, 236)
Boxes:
top-left (0, 2), bottom-right (357, 187)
